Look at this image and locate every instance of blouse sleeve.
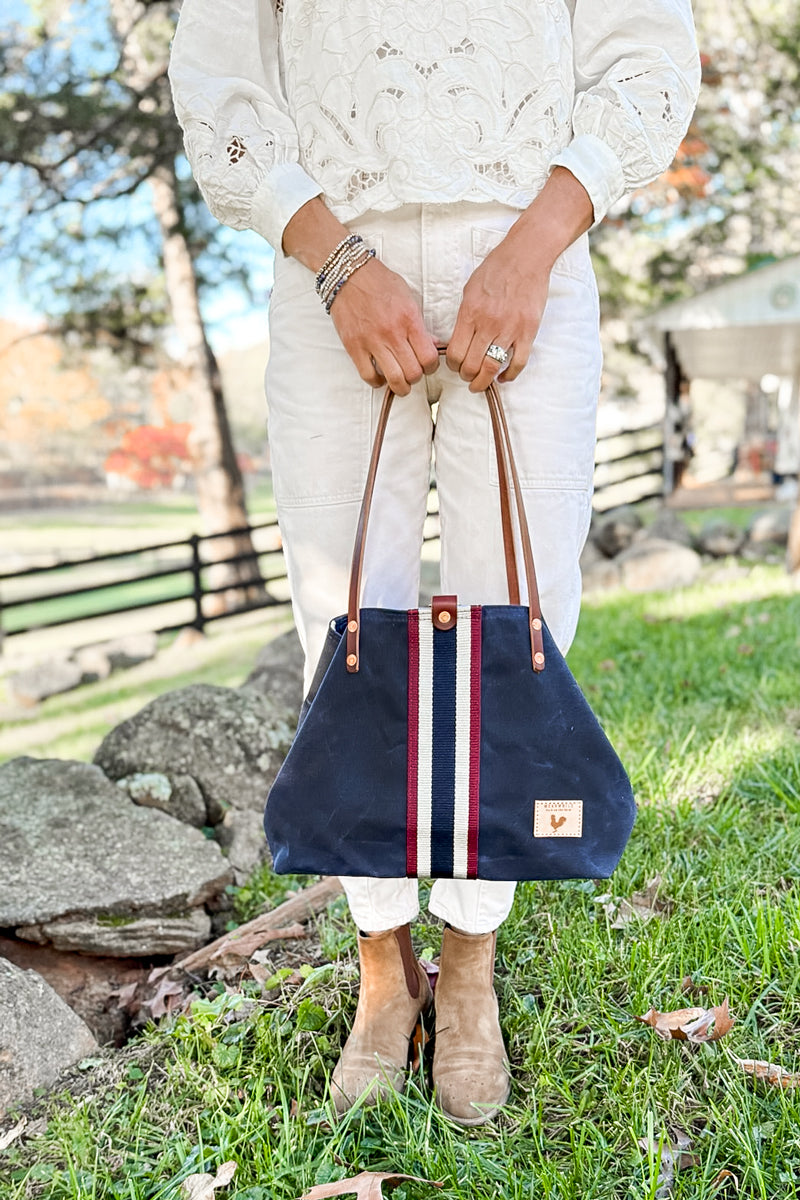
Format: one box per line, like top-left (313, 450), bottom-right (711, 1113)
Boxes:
top-left (550, 0), bottom-right (702, 227)
top-left (168, 0), bottom-right (323, 251)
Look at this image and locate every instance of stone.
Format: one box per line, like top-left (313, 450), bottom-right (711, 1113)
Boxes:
top-left (216, 809), bottom-right (270, 884)
top-left (0, 758), bottom-right (232, 954)
top-left (100, 631), bottom-right (158, 670)
top-left (18, 908), bottom-right (211, 957)
top-left (615, 538), bottom-right (702, 593)
top-left (94, 683), bottom-right (294, 824)
top-left (579, 539), bottom-right (605, 569)
top-left (116, 771), bottom-right (207, 827)
top-left (71, 645), bottom-right (112, 684)
top-left (595, 506), bottom-right (644, 558)
top-left (746, 507), bottom-right (792, 546)
top-left (646, 509), bottom-right (693, 547)
top-left (241, 627), bottom-right (304, 715)
top-left (695, 519), bottom-right (745, 557)
top-left (0, 957), bottom-right (98, 1117)
top-left (9, 658), bottom-right (83, 707)
top-left (0, 934), bottom-right (148, 1047)
top-left (581, 557), bottom-right (623, 593)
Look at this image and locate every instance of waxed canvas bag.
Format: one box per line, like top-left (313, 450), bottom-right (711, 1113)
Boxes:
top-left (264, 378), bottom-right (636, 880)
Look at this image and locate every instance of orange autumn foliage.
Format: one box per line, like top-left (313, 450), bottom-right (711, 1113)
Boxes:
top-left (104, 421), bottom-right (192, 488)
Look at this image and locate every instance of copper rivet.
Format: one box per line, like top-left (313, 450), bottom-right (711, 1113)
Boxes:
top-left (347, 654), bottom-right (357, 667)
top-left (439, 611), bottom-right (451, 624)
top-left (347, 620), bottom-right (358, 633)
top-left (532, 618), bottom-right (542, 630)
top-left (534, 652), bottom-right (545, 664)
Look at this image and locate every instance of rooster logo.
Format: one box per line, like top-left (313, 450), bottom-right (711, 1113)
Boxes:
top-left (551, 814), bottom-right (567, 831)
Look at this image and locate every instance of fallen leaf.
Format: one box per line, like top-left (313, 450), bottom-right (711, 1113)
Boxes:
top-left (606, 874), bottom-right (673, 928)
top-left (638, 1131), bottom-right (698, 1197)
top-left (181, 1160), bottom-right (237, 1199)
top-left (109, 980), bottom-right (141, 1013)
top-left (636, 998), bottom-right (733, 1043)
top-left (0, 1117), bottom-right (26, 1150)
top-left (711, 1168), bottom-right (739, 1189)
top-left (681, 974), bottom-right (709, 997)
top-left (731, 1056), bottom-right (800, 1088)
top-left (143, 976), bottom-right (186, 1019)
top-left (248, 962), bottom-right (269, 984)
top-left (296, 1172), bottom-right (443, 1200)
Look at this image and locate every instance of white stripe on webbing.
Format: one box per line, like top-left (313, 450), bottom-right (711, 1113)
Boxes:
top-left (416, 615), bottom-right (434, 878)
top-left (452, 607), bottom-right (473, 879)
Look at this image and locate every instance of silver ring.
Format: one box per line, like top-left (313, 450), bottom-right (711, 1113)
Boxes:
top-left (485, 343), bottom-right (510, 368)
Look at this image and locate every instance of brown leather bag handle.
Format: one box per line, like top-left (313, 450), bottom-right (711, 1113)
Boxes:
top-left (346, 360), bottom-right (545, 673)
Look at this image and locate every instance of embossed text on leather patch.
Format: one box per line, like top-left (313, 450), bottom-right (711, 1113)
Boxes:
top-left (534, 800), bottom-right (583, 838)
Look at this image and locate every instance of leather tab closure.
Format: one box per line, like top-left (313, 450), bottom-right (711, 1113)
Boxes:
top-left (432, 594), bottom-right (457, 631)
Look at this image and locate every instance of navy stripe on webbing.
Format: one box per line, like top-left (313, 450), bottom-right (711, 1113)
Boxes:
top-left (430, 624), bottom-right (456, 876)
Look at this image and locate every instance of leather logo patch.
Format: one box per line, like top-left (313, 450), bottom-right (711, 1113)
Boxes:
top-left (534, 800), bottom-right (583, 838)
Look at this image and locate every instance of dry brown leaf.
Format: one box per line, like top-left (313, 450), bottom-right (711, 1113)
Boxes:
top-left (143, 976), bottom-right (187, 1019)
top-left (607, 874), bottom-right (673, 928)
top-left (680, 974), bottom-right (709, 997)
top-left (636, 997), bottom-right (733, 1042)
top-left (638, 1131), bottom-right (698, 1197)
top-left (0, 1117), bottom-right (26, 1151)
top-left (180, 1160), bottom-right (237, 1199)
top-left (248, 962), bottom-right (270, 984)
top-left (732, 1055), bottom-right (800, 1088)
top-left (296, 1171), bottom-right (443, 1200)
top-left (711, 1168), bottom-right (739, 1190)
top-left (109, 980), bottom-right (141, 1014)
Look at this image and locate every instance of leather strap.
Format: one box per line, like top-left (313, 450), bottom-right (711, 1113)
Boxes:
top-left (346, 355), bottom-right (545, 672)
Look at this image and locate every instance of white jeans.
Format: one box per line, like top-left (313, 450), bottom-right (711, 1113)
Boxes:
top-left (266, 201), bottom-right (601, 934)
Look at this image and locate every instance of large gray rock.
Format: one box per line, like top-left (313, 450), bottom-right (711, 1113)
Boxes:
top-left (99, 631), bottom-right (158, 670)
top-left (241, 627), bottom-right (305, 715)
top-left (17, 908), bottom-right (211, 957)
top-left (9, 658), bottom-right (83, 707)
top-left (647, 509), bottom-right (693, 547)
top-left (615, 538), bottom-right (702, 593)
top-left (94, 683), bottom-right (293, 824)
top-left (746, 507), bottom-right (792, 546)
top-left (0, 958), bottom-right (98, 1117)
top-left (695, 519), bottom-right (745, 557)
top-left (216, 809), bottom-right (271, 884)
top-left (581, 556), bottom-right (623, 593)
top-left (595, 506), bottom-right (644, 558)
top-left (116, 771), bottom-right (207, 827)
top-left (0, 758), bottom-right (232, 955)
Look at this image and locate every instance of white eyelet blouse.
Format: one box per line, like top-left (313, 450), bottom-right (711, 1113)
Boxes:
top-left (168, 0), bottom-right (701, 252)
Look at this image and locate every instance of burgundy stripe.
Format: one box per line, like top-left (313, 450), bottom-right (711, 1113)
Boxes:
top-left (406, 609), bottom-right (420, 876)
top-left (467, 605), bottom-right (482, 878)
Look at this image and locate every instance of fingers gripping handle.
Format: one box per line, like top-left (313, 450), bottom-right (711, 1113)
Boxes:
top-left (346, 362), bottom-right (545, 672)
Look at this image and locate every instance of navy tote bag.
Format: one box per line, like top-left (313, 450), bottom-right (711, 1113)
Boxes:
top-left (264, 376), bottom-right (636, 881)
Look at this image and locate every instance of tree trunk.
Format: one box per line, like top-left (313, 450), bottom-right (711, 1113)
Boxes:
top-left (788, 502), bottom-right (800, 573)
top-left (150, 161), bottom-right (265, 612)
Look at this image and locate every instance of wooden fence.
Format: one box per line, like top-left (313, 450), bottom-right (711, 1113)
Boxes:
top-left (0, 423), bottom-right (664, 647)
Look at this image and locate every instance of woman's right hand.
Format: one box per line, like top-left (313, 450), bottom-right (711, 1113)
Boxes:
top-left (329, 256), bottom-right (439, 395)
top-left (281, 197), bottom-right (438, 396)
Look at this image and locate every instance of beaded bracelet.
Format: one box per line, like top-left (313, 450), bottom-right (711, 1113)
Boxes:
top-left (315, 233), bottom-right (376, 314)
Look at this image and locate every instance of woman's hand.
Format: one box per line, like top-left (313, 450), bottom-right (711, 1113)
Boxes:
top-left (446, 166), bottom-right (594, 393)
top-left (329, 256), bottom-right (439, 396)
top-left (281, 197), bottom-right (438, 396)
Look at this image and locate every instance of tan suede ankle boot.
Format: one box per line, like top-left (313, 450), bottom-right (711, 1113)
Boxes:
top-left (331, 924), bottom-right (432, 1115)
top-left (431, 925), bottom-right (510, 1125)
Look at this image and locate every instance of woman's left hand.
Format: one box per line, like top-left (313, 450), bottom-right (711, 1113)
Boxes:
top-left (445, 232), bottom-right (552, 393)
top-left (446, 166), bottom-right (594, 392)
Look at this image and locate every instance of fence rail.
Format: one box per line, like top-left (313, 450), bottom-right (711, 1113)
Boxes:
top-left (1, 422), bottom-right (665, 647)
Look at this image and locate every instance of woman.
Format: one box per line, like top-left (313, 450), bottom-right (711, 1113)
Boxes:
top-left (168, 0), bottom-right (700, 1125)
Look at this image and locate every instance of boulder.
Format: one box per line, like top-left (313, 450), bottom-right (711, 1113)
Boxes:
top-left (594, 506), bottom-right (644, 558)
top-left (646, 509), bottom-right (693, 547)
top-left (9, 658), bottom-right (83, 707)
top-left (216, 809), bottom-right (271, 884)
top-left (99, 631), bottom-right (158, 670)
top-left (615, 538), bottom-right (702, 593)
top-left (695, 519), bottom-right (745, 557)
top-left (581, 557), bottom-right (623, 593)
top-left (116, 771), bottom-right (207, 827)
top-left (0, 758), bottom-right (232, 956)
top-left (94, 683), bottom-right (294, 824)
top-left (72, 645), bottom-right (113, 684)
top-left (746, 507), bottom-right (792, 546)
top-left (241, 627), bottom-right (305, 715)
top-left (17, 908), bottom-right (211, 957)
top-left (0, 958), bottom-right (98, 1117)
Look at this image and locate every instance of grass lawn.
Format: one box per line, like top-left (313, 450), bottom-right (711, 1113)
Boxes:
top-left (2, 564), bottom-right (800, 1198)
